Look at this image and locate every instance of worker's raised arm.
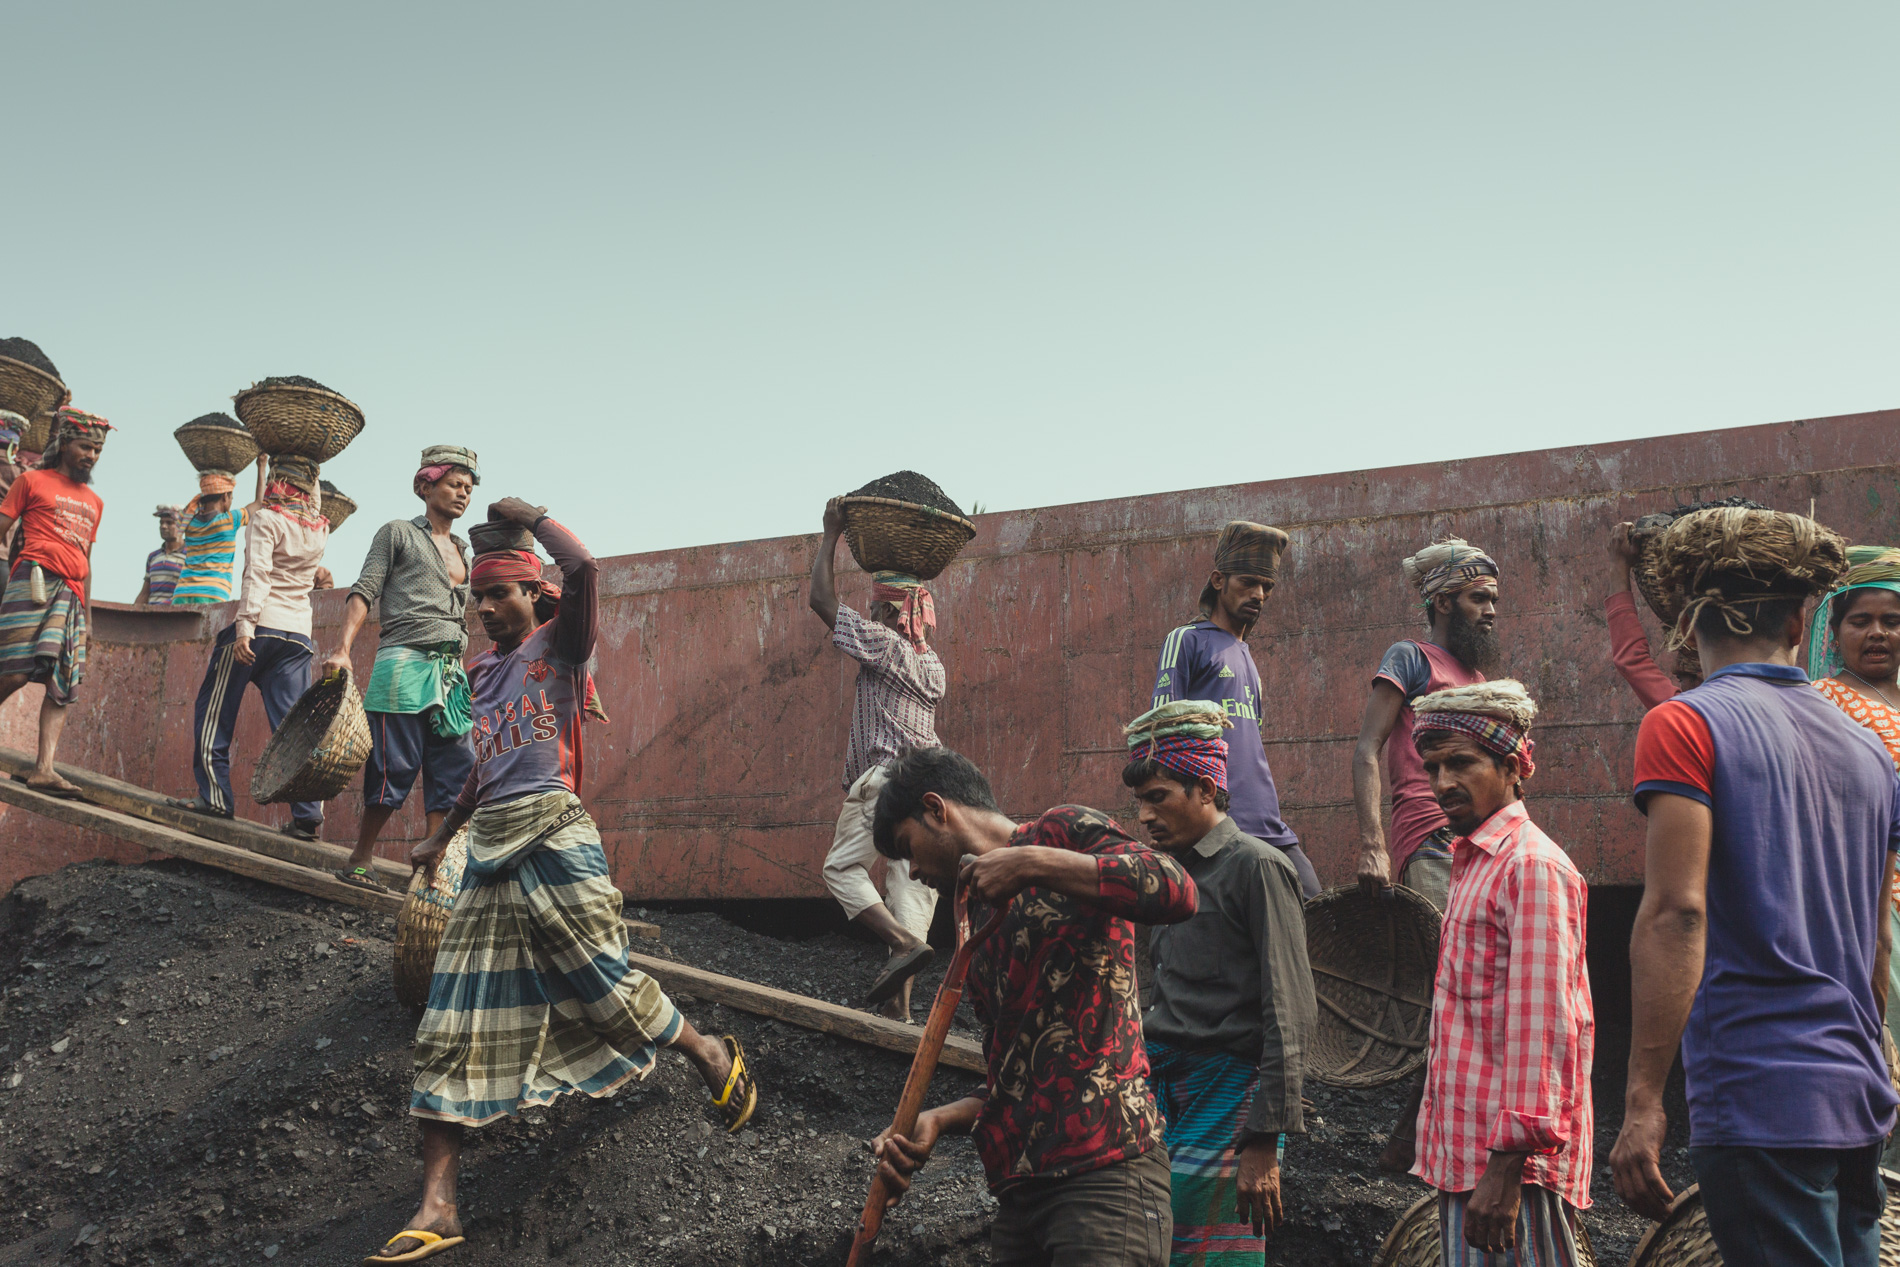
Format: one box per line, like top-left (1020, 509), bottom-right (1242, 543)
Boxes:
top-left (808, 497), bottom-right (844, 629)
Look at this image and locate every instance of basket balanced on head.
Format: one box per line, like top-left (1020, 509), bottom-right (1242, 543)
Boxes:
top-left (0, 339), bottom-right (70, 454)
top-left (1625, 496), bottom-right (1770, 625)
top-left (1303, 884), bottom-right (1440, 1088)
top-left (173, 412), bottom-right (258, 478)
top-left (837, 470), bottom-right (976, 582)
top-left (233, 375), bottom-right (365, 463)
top-left (251, 668), bottom-right (373, 805)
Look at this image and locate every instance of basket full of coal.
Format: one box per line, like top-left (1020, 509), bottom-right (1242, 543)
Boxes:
top-left (838, 470), bottom-right (977, 581)
top-left (233, 375), bottom-right (365, 463)
top-left (0, 337), bottom-right (70, 449)
top-left (173, 412), bottom-right (258, 476)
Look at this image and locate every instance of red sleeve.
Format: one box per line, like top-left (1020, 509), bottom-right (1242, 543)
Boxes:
top-left (1633, 698), bottom-right (1714, 811)
top-left (0, 471), bottom-right (32, 522)
top-left (1606, 591), bottom-right (1677, 710)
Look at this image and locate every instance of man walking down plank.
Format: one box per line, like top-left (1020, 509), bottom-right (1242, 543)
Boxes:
top-left (1123, 700), bottom-right (1316, 1266)
top-left (1151, 520), bottom-right (1319, 899)
top-left (868, 746), bottom-right (1198, 1267)
top-left (808, 497), bottom-right (946, 1019)
top-left (365, 497), bottom-right (759, 1264)
top-left (325, 446), bottom-right (479, 890)
top-left (0, 408), bottom-right (111, 799)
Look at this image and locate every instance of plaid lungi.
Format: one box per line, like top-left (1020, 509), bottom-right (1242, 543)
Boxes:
top-left (0, 562), bottom-right (87, 706)
top-left (1150, 1037), bottom-right (1275, 1266)
top-left (410, 789), bottom-right (680, 1127)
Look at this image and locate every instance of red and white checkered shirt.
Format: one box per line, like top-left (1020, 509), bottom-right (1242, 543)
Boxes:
top-left (832, 605), bottom-right (945, 787)
top-left (1413, 799), bottom-right (1595, 1210)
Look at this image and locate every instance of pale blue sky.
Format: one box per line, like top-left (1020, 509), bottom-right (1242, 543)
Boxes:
top-left (9, 3), bottom-right (1897, 603)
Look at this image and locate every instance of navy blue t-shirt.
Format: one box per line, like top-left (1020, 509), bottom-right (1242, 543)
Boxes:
top-left (1635, 662), bottom-right (1900, 1148)
top-left (1152, 621), bottom-right (1298, 850)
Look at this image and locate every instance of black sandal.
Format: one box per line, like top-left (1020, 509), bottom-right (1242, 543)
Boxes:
top-left (334, 867), bottom-right (388, 892)
top-left (865, 942), bottom-right (935, 1006)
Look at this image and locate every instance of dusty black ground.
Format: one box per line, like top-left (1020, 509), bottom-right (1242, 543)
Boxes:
top-left (847, 471), bottom-right (965, 519)
top-left (0, 860), bottom-right (1690, 1265)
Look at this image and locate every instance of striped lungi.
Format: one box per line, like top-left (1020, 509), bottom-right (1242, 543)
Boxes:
top-left (0, 562), bottom-right (87, 705)
top-left (1149, 1037), bottom-right (1273, 1266)
top-left (1438, 1184), bottom-right (1585, 1267)
top-left (410, 789), bottom-right (681, 1127)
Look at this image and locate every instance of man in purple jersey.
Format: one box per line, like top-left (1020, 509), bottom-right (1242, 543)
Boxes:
top-left (1152, 519), bottom-right (1320, 899)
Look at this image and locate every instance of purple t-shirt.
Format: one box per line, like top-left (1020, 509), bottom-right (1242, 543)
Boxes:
top-left (1634, 663), bottom-right (1900, 1148)
top-left (1152, 621), bottom-right (1298, 850)
top-left (455, 518), bottom-right (598, 812)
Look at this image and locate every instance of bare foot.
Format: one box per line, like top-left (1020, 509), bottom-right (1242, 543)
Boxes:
top-left (367, 1210), bottom-right (463, 1260)
top-left (876, 995), bottom-right (911, 1023)
top-left (24, 774), bottom-right (81, 796)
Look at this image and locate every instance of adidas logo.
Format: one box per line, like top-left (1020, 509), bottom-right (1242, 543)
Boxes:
top-left (1217, 665), bottom-right (1235, 678)
top-left (1156, 673), bottom-right (1171, 687)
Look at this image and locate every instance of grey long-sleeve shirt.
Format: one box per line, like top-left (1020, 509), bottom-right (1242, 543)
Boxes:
top-left (347, 516), bottom-right (471, 651)
top-left (1144, 816), bottom-right (1317, 1140)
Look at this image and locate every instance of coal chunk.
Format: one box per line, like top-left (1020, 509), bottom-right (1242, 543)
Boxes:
top-left (0, 338), bottom-right (60, 380)
top-left (847, 470), bottom-right (965, 518)
top-left (254, 375), bottom-right (335, 392)
top-left (182, 412), bottom-right (247, 432)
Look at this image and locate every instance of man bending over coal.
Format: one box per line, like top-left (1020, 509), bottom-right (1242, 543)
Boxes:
top-left (868, 746), bottom-right (1198, 1267)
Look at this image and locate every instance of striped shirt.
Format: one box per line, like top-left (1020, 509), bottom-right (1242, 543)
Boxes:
top-left (832, 604), bottom-right (944, 787)
top-left (173, 508), bottom-right (249, 605)
top-left (348, 517), bottom-right (471, 651)
top-left (1414, 799), bottom-right (1594, 1210)
top-left (143, 548), bottom-right (185, 606)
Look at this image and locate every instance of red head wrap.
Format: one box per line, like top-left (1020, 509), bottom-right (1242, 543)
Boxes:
top-left (1130, 733), bottom-right (1230, 790)
top-left (470, 550), bottom-right (544, 588)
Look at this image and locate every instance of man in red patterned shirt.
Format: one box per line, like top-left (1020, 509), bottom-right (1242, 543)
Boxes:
top-left (866, 746), bottom-right (1198, 1267)
top-left (1409, 681), bottom-right (1594, 1265)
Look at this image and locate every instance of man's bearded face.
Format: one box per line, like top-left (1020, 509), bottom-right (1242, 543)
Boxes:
top-left (1443, 585), bottom-right (1501, 674)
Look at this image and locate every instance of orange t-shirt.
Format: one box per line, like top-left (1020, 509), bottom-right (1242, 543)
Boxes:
top-left (0, 469), bottom-right (103, 585)
top-left (1814, 675), bottom-right (1900, 903)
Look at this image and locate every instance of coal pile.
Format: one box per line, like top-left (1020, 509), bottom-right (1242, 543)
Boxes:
top-left (253, 376), bottom-right (335, 392)
top-left (184, 412), bottom-right (246, 432)
top-left (0, 859), bottom-right (1691, 1265)
top-left (0, 338), bottom-right (59, 379)
top-left (849, 471), bottom-right (966, 518)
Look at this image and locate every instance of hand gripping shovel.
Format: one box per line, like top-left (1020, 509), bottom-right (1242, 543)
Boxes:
top-left (845, 878), bottom-right (1004, 1266)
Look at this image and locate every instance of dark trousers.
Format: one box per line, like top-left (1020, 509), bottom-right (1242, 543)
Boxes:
top-left (191, 625), bottom-right (322, 822)
top-left (1691, 1142), bottom-right (1886, 1267)
top-left (991, 1149), bottom-right (1173, 1267)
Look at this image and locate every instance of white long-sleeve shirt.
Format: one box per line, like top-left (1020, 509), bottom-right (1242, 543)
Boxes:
top-left (235, 505), bottom-right (328, 639)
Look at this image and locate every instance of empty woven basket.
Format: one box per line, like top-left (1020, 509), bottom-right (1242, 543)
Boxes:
top-left (1305, 884), bottom-right (1440, 1087)
top-left (469, 519), bottom-right (535, 554)
top-left (233, 381), bottom-right (365, 463)
top-left (393, 828), bottom-right (469, 1009)
top-left (1375, 1192), bottom-right (1596, 1266)
top-left (1630, 1173), bottom-right (1900, 1266)
top-left (839, 495), bottom-right (977, 582)
top-left (0, 356), bottom-right (69, 441)
top-left (251, 668), bottom-right (372, 804)
top-left (319, 481), bottom-right (357, 533)
top-left (174, 416), bottom-right (257, 476)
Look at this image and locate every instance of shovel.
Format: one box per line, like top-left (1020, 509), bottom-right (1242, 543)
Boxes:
top-left (845, 877), bottom-right (1004, 1266)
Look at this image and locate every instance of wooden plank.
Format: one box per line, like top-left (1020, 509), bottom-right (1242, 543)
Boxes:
top-left (626, 951), bottom-right (986, 1075)
top-left (0, 779), bottom-right (982, 1073)
top-left (0, 747), bottom-right (659, 939)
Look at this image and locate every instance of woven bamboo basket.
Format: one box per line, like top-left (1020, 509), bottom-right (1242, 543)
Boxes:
top-left (250, 668), bottom-right (372, 804)
top-left (393, 828), bottom-right (469, 1009)
top-left (1629, 1172), bottom-right (1900, 1266)
top-left (19, 411), bottom-right (55, 456)
top-left (1628, 510), bottom-right (1682, 624)
top-left (838, 495), bottom-right (977, 582)
top-left (233, 382), bottom-right (365, 463)
top-left (1304, 884), bottom-right (1440, 1088)
top-left (319, 482), bottom-right (357, 533)
top-left (1375, 1192), bottom-right (1597, 1266)
top-left (469, 519), bottom-right (535, 554)
top-left (173, 417), bottom-right (257, 476)
top-left (0, 356), bottom-right (69, 435)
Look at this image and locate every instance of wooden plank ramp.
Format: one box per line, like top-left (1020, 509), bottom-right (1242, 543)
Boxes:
top-left (0, 775), bottom-right (983, 1073)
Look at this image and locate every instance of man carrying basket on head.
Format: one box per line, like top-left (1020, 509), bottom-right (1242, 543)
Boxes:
top-left (808, 497), bottom-right (945, 1020)
top-left (0, 407), bottom-right (110, 799)
top-left (171, 456), bottom-right (330, 839)
top-left (365, 497), bottom-right (758, 1265)
top-left (325, 446), bottom-right (480, 890)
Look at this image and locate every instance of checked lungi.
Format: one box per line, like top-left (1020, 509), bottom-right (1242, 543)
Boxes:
top-left (411, 789), bottom-right (681, 1127)
top-left (0, 561), bottom-right (87, 705)
top-left (1438, 1185), bottom-right (1586, 1267)
top-left (1149, 1037), bottom-right (1274, 1266)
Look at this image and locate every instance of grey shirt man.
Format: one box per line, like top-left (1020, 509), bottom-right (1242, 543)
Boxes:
top-left (348, 516), bottom-right (471, 651)
top-left (1145, 815), bottom-right (1317, 1139)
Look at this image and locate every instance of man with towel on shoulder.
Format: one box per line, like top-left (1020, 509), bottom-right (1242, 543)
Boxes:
top-left (365, 497), bottom-right (758, 1265)
top-left (172, 457), bottom-right (329, 839)
top-left (1123, 700), bottom-right (1316, 1266)
top-left (326, 446), bottom-right (479, 890)
top-left (0, 407), bottom-right (110, 799)
top-left (808, 496), bottom-right (946, 1019)
top-left (1152, 520), bottom-right (1320, 899)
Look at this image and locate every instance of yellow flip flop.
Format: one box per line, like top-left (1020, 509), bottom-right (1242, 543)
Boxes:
top-left (711, 1034), bottom-right (759, 1133)
top-left (364, 1228), bottom-right (465, 1264)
